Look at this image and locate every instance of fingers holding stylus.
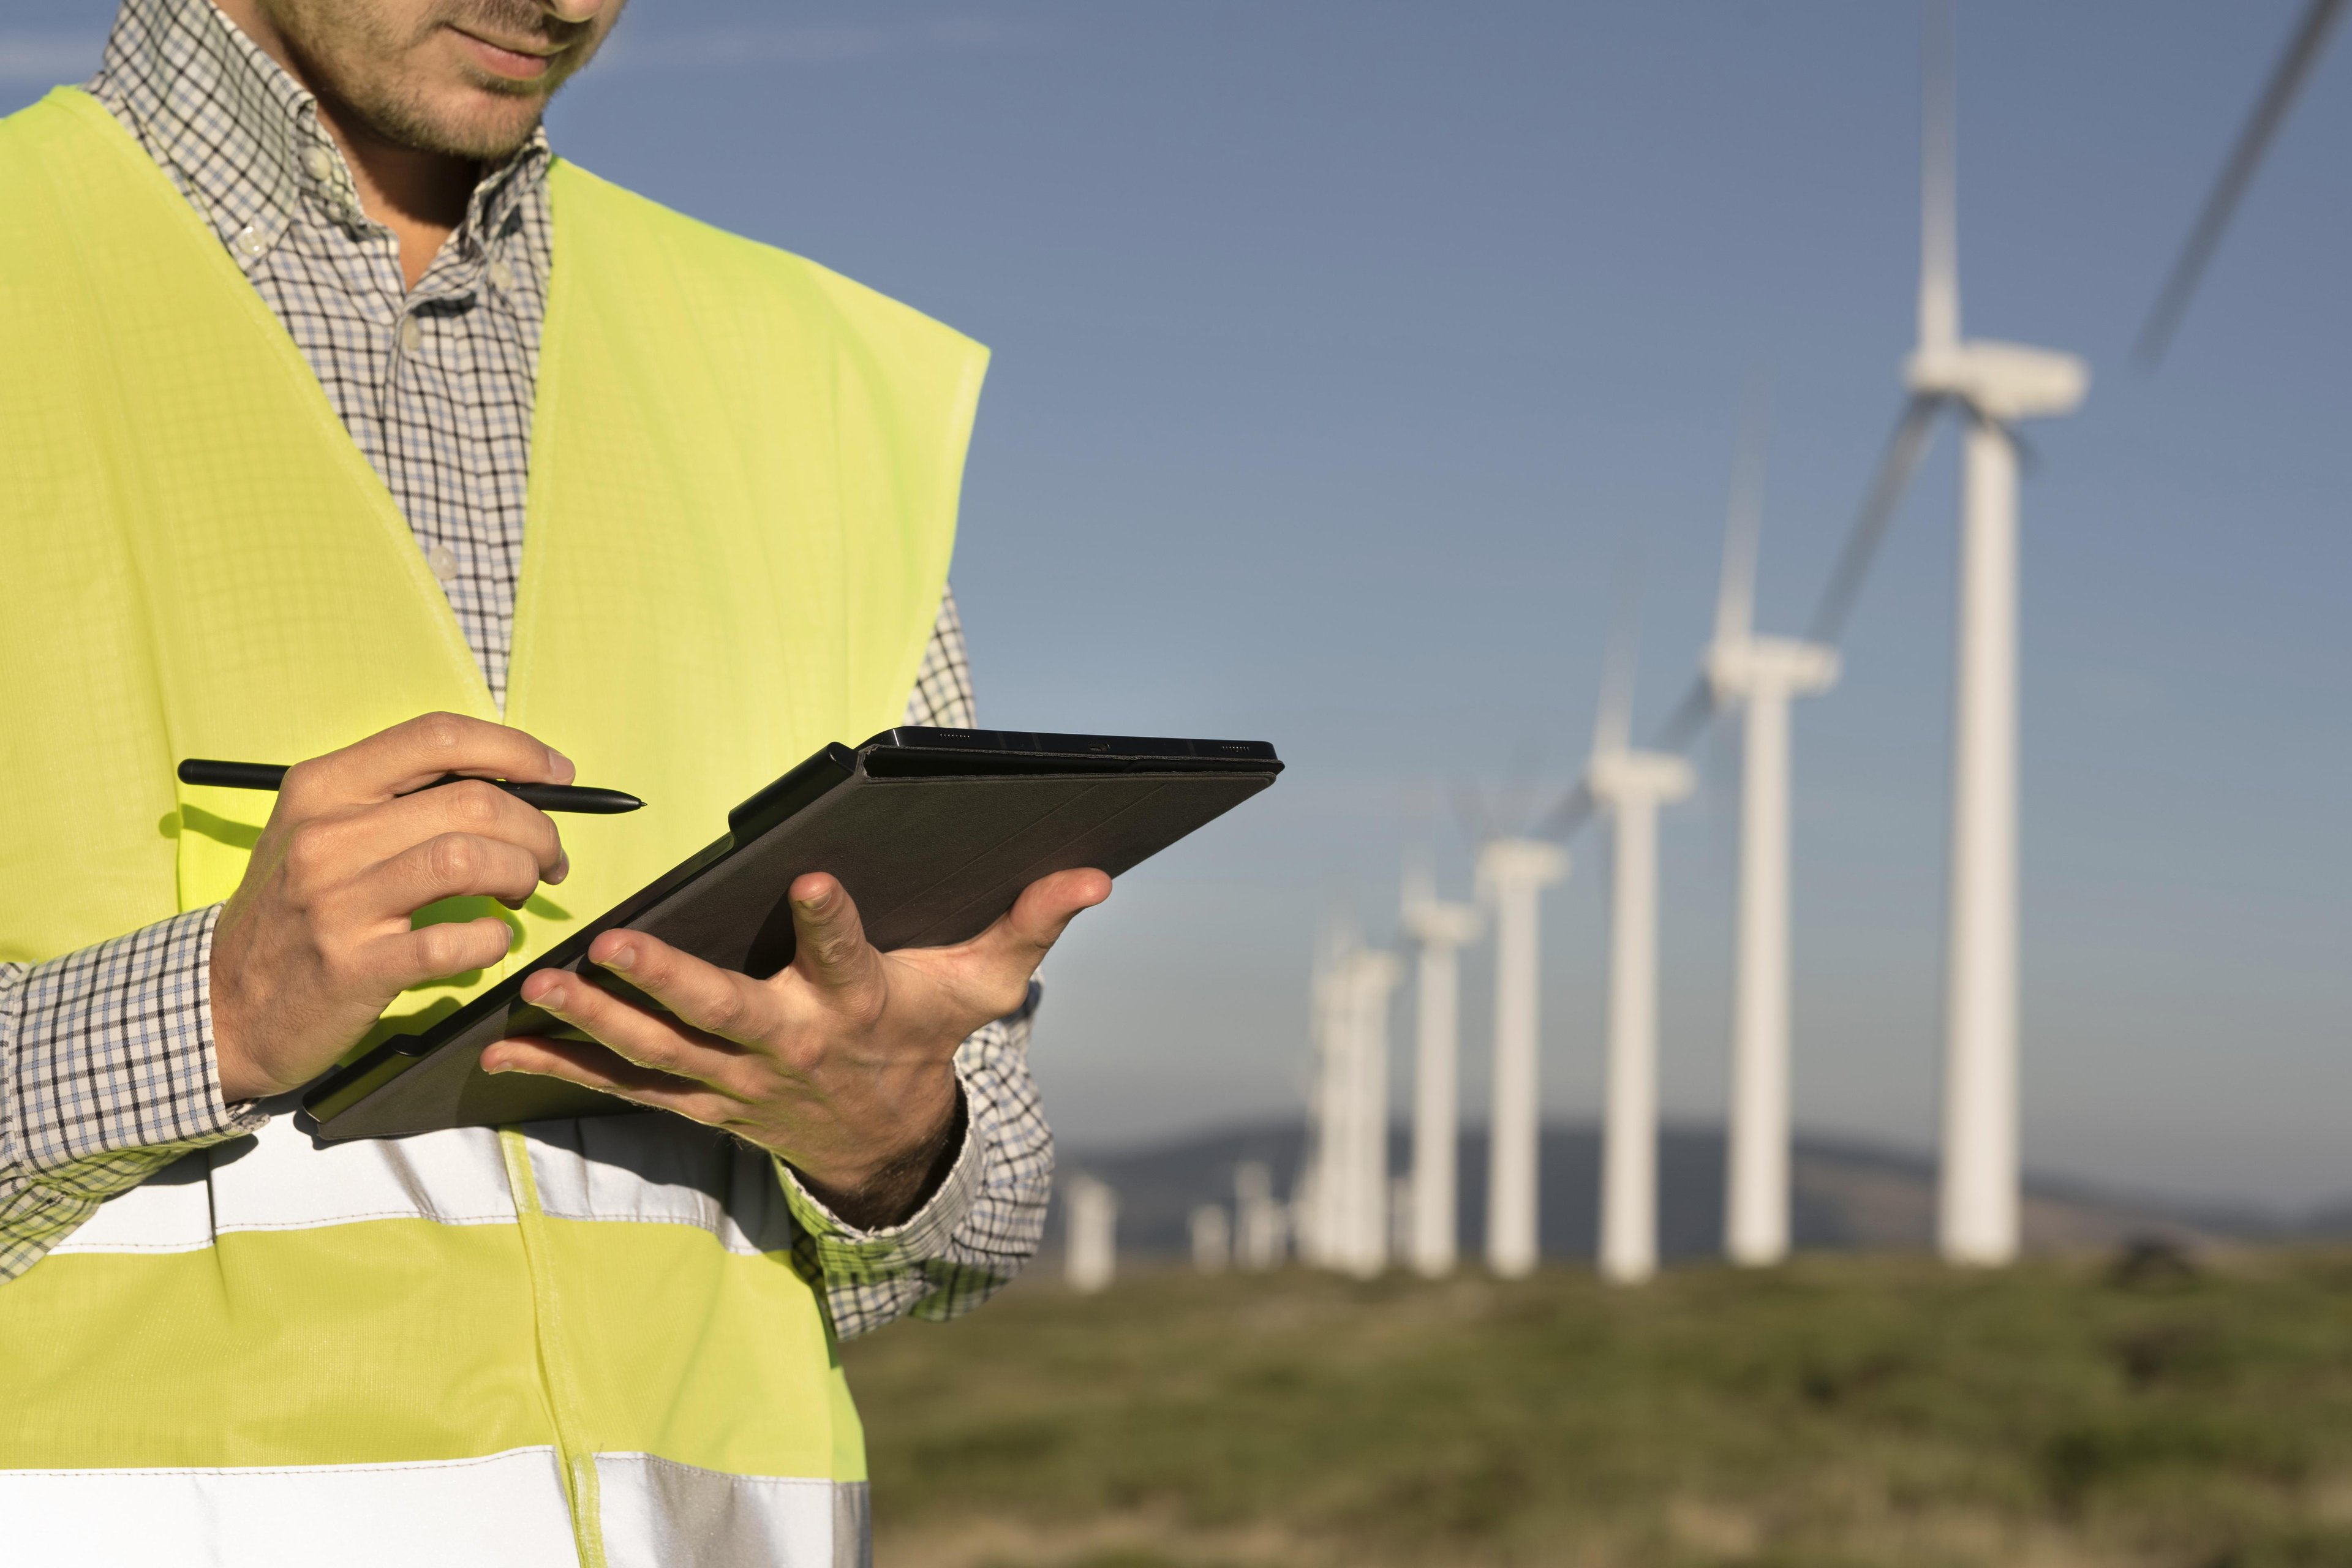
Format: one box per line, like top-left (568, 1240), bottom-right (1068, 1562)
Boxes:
top-left (285, 711), bottom-right (576, 807)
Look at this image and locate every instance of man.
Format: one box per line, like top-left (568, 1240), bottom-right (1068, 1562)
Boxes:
top-left (0, 1), bottom-right (1104, 1562)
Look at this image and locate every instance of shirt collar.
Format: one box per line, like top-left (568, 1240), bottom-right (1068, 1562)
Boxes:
top-left (91, 0), bottom-right (551, 272)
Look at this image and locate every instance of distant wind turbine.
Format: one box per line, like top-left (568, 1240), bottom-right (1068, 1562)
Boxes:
top-left (1300, 920), bottom-right (1354, 1269)
top-left (1065, 1175), bottom-right (1119, 1294)
top-left (1476, 834), bottom-right (1567, 1280)
top-left (1402, 860), bottom-right (1483, 1278)
top-left (1658, 391), bottom-right (1839, 1267)
top-left (1581, 595), bottom-right (1693, 1286)
top-left (1305, 927), bottom-right (1401, 1280)
top-left (1336, 944), bottom-right (1402, 1278)
top-left (1804, 0), bottom-right (2087, 1267)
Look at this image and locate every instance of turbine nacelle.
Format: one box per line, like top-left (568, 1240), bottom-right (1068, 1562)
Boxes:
top-left (1474, 837), bottom-right (1568, 899)
top-left (1401, 897), bottom-right (1483, 951)
top-left (1341, 948), bottom-right (1403, 997)
top-left (1585, 749), bottom-right (1695, 809)
top-left (1902, 339), bottom-right (2089, 423)
top-left (1706, 635), bottom-right (1841, 708)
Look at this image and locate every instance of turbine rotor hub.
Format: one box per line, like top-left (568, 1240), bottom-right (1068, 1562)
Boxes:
top-left (1587, 749), bottom-right (1696, 807)
top-left (1706, 636), bottom-right (1842, 705)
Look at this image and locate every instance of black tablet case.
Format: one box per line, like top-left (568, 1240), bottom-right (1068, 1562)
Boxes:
top-left (302, 728), bottom-right (1281, 1141)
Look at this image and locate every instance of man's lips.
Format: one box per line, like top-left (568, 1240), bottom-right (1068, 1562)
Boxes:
top-left (450, 26), bottom-right (567, 81)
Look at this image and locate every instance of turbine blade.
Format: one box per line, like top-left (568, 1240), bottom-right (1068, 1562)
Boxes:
top-left (1714, 376), bottom-right (1770, 649)
top-left (1806, 394), bottom-right (1943, 646)
top-left (1534, 778), bottom-right (1596, 843)
top-left (1918, 0), bottom-right (1961, 353)
top-left (1450, 783), bottom-right (1493, 847)
top-left (2145, 0), bottom-right (2342, 366)
top-left (1651, 674), bottom-right (1716, 756)
top-left (1401, 844), bottom-right (1436, 917)
top-left (2008, 421), bottom-right (2043, 477)
top-left (1594, 543), bottom-right (1643, 758)
top-left (2136, 0), bottom-right (2346, 368)
top-left (1501, 738), bottom-right (1548, 835)
top-left (1705, 709), bottom-right (1740, 875)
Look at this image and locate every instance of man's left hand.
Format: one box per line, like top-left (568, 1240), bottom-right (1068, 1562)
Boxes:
top-left (481, 867), bottom-right (1110, 1228)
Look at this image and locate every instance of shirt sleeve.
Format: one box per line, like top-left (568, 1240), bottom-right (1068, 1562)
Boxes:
top-left (776, 584), bottom-right (1058, 1338)
top-left (777, 997), bottom-right (1053, 1340)
top-left (0, 904), bottom-right (270, 1281)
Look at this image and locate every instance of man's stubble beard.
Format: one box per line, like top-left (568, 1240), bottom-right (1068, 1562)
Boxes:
top-left (362, 67), bottom-right (549, 164)
top-left (263, 0), bottom-right (597, 162)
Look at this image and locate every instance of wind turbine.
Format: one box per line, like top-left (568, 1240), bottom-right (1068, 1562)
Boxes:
top-left (1065, 1175), bottom-right (1118, 1294)
top-left (1304, 921), bottom-right (1400, 1279)
top-left (1300, 920), bottom-right (1353, 1268)
top-left (1804, 0), bottom-right (2087, 1267)
top-left (1656, 396), bottom-right (1840, 1267)
top-left (1336, 943), bottom-right (1403, 1278)
top-left (1581, 605), bottom-right (1693, 1286)
top-left (1476, 834), bottom-right (1566, 1280)
top-left (1401, 860), bottom-right (1483, 1278)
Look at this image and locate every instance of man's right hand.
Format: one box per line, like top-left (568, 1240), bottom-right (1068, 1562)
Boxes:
top-left (209, 713), bottom-right (575, 1102)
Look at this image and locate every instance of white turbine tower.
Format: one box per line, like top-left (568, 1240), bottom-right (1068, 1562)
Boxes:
top-left (1806, 0), bottom-right (2087, 1267)
top-left (1401, 862), bottom-right (1482, 1278)
top-left (1233, 1161), bottom-right (1286, 1270)
top-left (1477, 835), bottom-right (1566, 1280)
top-left (1299, 922), bottom-right (1352, 1268)
top-left (1336, 943), bottom-right (1402, 1278)
top-left (1659, 398), bottom-right (1840, 1267)
top-left (1065, 1175), bottom-right (1118, 1294)
top-left (1302, 923), bottom-right (1401, 1278)
top-left (1582, 636), bottom-right (1692, 1287)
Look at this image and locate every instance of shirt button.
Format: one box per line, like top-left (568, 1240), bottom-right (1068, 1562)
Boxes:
top-left (426, 544), bottom-right (459, 584)
top-left (233, 223), bottom-right (267, 258)
top-left (486, 257), bottom-right (516, 291)
top-left (301, 146), bottom-right (336, 183)
top-left (398, 316), bottom-right (423, 354)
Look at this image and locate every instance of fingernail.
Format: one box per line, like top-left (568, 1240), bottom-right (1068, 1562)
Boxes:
top-left (538, 986), bottom-right (568, 1011)
top-left (796, 888), bottom-right (827, 911)
top-left (601, 945), bottom-right (635, 972)
top-left (552, 851), bottom-right (570, 885)
top-left (546, 747), bottom-right (575, 783)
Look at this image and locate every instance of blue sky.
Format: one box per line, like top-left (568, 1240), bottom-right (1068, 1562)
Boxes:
top-left (7, 2), bottom-right (2349, 1207)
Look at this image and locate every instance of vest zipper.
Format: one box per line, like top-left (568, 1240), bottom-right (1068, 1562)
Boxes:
top-left (500, 1127), bottom-right (609, 1568)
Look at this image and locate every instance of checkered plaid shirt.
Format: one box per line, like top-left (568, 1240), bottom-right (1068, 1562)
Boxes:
top-left (0, 0), bottom-right (1050, 1337)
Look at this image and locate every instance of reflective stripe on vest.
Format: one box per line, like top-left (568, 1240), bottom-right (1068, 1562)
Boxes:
top-left (0, 86), bottom-right (982, 1567)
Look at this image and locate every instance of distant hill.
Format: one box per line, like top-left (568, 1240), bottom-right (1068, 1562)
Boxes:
top-left (1057, 1121), bottom-right (2314, 1261)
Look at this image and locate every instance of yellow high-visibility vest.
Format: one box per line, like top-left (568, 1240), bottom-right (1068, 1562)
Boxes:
top-left (0, 87), bottom-right (986, 1568)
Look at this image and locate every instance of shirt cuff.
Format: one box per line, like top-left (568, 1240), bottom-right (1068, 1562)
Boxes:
top-left (772, 1074), bottom-right (984, 1287)
top-left (10, 903), bottom-right (268, 1169)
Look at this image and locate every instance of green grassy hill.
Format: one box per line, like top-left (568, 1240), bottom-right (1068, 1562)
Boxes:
top-left (845, 1252), bottom-right (2352, 1568)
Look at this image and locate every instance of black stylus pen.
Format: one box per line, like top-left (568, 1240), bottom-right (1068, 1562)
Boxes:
top-left (176, 758), bottom-right (645, 815)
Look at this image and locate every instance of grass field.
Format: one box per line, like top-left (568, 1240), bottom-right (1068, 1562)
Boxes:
top-left (843, 1251), bottom-right (2352, 1568)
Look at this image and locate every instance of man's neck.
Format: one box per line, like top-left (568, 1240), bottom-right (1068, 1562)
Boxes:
top-left (209, 0), bottom-right (475, 290)
top-left (310, 93), bottom-right (478, 291)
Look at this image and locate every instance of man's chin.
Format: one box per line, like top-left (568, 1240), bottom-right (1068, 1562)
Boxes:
top-left (379, 88), bottom-right (548, 162)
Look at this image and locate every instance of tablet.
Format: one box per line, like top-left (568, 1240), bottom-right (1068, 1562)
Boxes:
top-left (301, 727), bottom-right (1281, 1141)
